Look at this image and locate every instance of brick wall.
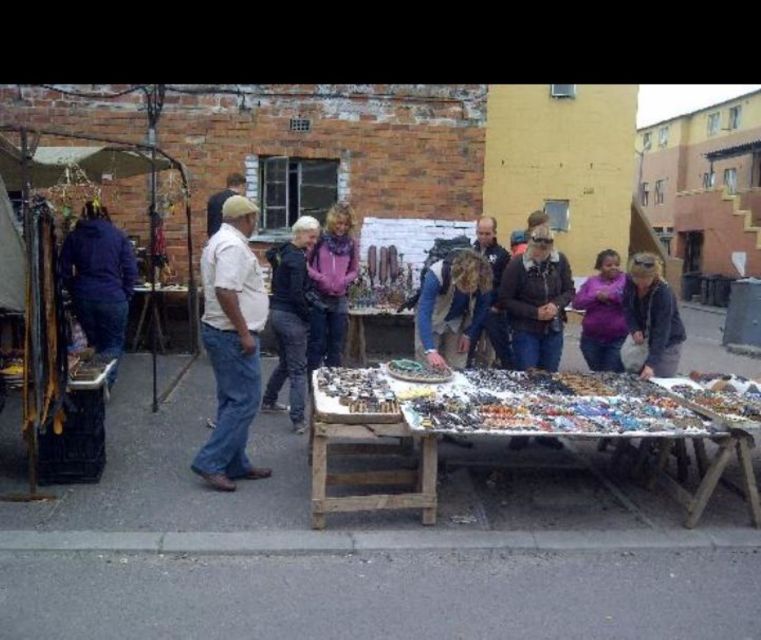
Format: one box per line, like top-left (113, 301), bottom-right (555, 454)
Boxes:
top-left (0, 84), bottom-right (487, 280)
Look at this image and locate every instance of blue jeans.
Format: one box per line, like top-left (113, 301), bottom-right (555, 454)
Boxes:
top-left (193, 324), bottom-right (262, 478)
top-left (75, 298), bottom-right (129, 386)
top-left (512, 329), bottom-right (564, 372)
top-left (580, 335), bottom-right (625, 373)
top-left (468, 309), bottom-right (514, 369)
top-left (263, 309), bottom-right (309, 425)
top-left (307, 304), bottom-right (348, 370)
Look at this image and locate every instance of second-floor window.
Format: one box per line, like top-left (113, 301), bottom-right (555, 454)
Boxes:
top-left (654, 179), bottom-right (665, 205)
top-left (642, 132), bottom-right (652, 151)
top-left (702, 171), bottom-right (715, 189)
top-left (658, 126), bottom-right (669, 147)
top-left (728, 105), bottom-right (742, 130)
top-left (640, 182), bottom-right (649, 206)
top-left (708, 112), bottom-right (720, 136)
top-left (724, 168), bottom-right (737, 195)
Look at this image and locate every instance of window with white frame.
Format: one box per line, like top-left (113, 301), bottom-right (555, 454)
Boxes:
top-left (642, 132), bottom-right (652, 151)
top-left (702, 171), bottom-right (715, 189)
top-left (550, 84), bottom-right (576, 99)
top-left (728, 105), bottom-right (742, 130)
top-left (654, 179), bottom-right (665, 205)
top-left (259, 157), bottom-right (338, 231)
top-left (707, 112), bottom-right (720, 136)
top-left (658, 126), bottom-right (669, 148)
top-left (543, 200), bottom-right (570, 231)
top-left (724, 167), bottom-right (737, 194)
top-left (640, 182), bottom-right (649, 206)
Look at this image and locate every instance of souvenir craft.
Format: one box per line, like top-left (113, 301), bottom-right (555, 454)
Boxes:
top-left (387, 359), bottom-right (453, 383)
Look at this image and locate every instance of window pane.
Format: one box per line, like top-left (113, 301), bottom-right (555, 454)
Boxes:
top-left (300, 160), bottom-right (338, 186)
top-left (263, 157), bottom-right (287, 181)
top-left (266, 207), bottom-right (288, 230)
top-left (301, 185), bottom-right (338, 211)
top-left (544, 200), bottom-right (569, 231)
top-left (266, 183), bottom-right (286, 207)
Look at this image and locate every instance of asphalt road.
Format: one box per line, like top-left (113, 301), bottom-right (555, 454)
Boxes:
top-left (2, 548), bottom-right (760, 640)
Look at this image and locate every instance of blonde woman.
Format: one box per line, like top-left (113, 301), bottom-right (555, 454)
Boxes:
top-left (623, 252), bottom-right (686, 380)
top-left (306, 203), bottom-right (359, 371)
top-left (262, 216), bottom-right (320, 433)
top-left (415, 249), bottom-right (493, 370)
top-left (498, 224), bottom-right (575, 373)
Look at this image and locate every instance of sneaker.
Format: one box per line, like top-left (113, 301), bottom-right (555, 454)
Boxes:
top-left (293, 421), bottom-right (307, 435)
top-left (206, 418), bottom-right (217, 430)
top-left (261, 401), bottom-right (289, 413)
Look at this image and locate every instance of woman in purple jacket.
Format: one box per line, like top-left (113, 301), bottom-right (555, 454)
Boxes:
top-left (572, 249), bottom-right (628, 372)
top-left (306, 203), bottom-right (359, 371)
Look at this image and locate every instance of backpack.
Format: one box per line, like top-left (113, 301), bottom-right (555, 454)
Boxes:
top-left (397, 234), bottom-right (473, 312)
top-left (265, 242), bottom-right (289, 273)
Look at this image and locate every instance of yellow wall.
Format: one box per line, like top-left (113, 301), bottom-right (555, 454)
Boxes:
top-left (484, 84), bottom-right (638, 277)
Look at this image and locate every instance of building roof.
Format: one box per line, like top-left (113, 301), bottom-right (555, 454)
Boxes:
top-left (705, 139), bottom-right (761, 162)
top-left (637, 88), bottom-right (761, 132)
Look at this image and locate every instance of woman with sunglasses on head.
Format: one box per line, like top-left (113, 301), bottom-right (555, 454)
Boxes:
top-left (498, 223), bottom-right (575, 449)
top-left (572, 249), bottom-right (628, 372)
top-left (623, 252), bottom-right (686, 380)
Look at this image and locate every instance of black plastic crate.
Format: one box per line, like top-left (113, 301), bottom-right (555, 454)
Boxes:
top-left (37, 389), bottom-right (107, 484)
top-left (61, 389), bottom-right (105, 434)
top-left (38, 447), bottom-right (106, 485)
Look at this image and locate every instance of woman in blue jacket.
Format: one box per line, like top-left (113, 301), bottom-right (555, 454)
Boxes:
top-left (60, 201), bottom-right (138, 388)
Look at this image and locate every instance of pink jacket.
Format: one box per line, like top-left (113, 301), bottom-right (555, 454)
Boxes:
top-left (572, 272), bottom-right (628, 342)
top-left (307, 241), bottom-right (359, 297)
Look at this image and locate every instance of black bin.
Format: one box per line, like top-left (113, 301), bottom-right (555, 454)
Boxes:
top-left (681, 272), bottom-right (702, 302)
top-left (700, 274), bottom-right (718, 306)
top-left (713, 276), bottom-right (735, 308)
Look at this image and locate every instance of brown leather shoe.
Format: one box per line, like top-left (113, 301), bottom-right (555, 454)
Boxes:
top-left (239, 467), bottom-right (272, 480)
top-left (191, 466), bottom-right (236, 492)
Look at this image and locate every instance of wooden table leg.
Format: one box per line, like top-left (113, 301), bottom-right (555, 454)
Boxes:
top-left (421, 435), bottom-right (438, 525)
top-left (132, 294), bottom-right (150, 351)
top-left (311, 432), bottom-right (328, 530)
top-left (693, 438), bottom-right (709, 479)
top-left (646, 438), bottom-right (673, 490)
top-left (736, 435), bottom-right (761, 529)
top-left (633, 438), bottom-right (654, 480)
top-left (674, 439), bottom-right (690, 484)
top-left (686, 438), bottom-right (735, 529)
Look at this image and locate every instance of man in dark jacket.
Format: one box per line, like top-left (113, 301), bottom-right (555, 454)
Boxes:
top-left (207, 173), bottom-right (246, 238)
top-left (468, 216), bottom-right (513, 368)
top-left (60, 201), bottom-right (138, 388)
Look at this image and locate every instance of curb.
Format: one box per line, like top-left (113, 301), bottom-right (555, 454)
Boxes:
top-left (2, 528), bottom-right (761, 555)
top-left (679, 302), bottom-right (727, 316)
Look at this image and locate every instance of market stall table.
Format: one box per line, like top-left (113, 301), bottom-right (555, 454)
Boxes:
top-left (397, 368), bottom-right (761, 529)
top-left (309, 368), bottom-right (437, 530)
top-left (130, 284), bottom-right (190, 353)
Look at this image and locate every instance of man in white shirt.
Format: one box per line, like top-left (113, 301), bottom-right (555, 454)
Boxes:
top-left (191, 195), bottom-right (272, 492)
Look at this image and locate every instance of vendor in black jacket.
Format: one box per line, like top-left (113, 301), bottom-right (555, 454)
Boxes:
top-left (262, 216), bottom-right (320, 434)
top-left (623, 252), bottom-right (686, 380)
top-left (468, 215), bottom-right (513, 368)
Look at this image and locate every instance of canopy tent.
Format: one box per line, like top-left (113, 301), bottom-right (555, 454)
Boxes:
top-left (0, 124), bottom-right (197, 500)
top-left (0, 135), bottom-right (173, 190)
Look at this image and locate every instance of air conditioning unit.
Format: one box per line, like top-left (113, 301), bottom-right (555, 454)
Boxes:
top-left (550, 84), bottom-right (576, 99)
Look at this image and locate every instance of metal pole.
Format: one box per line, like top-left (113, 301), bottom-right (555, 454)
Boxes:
top-left (20, 128), bottom-right (39, 494)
